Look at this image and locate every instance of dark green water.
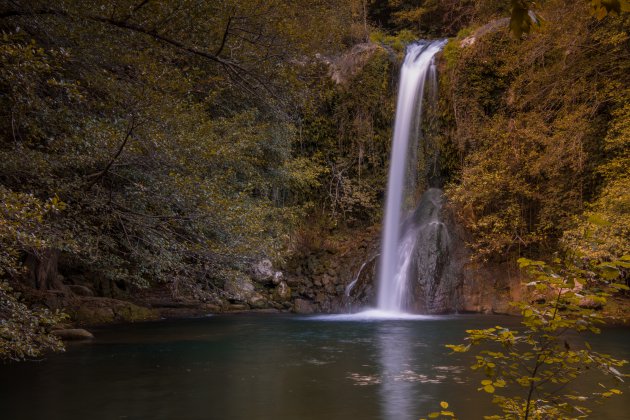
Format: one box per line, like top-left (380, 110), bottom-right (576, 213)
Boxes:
top-left (1, 314), bottom-right (628, 420)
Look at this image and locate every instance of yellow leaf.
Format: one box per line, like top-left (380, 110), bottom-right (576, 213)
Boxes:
top-left (483, 384), bottom-right (495, 393)
top-left (440, 401), bottom-right (449, 409)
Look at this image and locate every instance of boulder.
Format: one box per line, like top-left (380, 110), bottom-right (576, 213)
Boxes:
top-left (72, 298), bottom-right (159, 325)
top-left (274, 281), bottom-right (292, 301)
top-left (115, 302), bottom-right (157, 322)
top-left (203, 303), bottom-right (222, 313)
top-left (224, 273), bottom-right (256, 302)
top-left (252, 259), bottom-right (274, 283)
top-left (52, 328), bottom-right (94, 340)
top-left (248, 293), bottom-right (268, 309)
top-left (75, 305), bottom-right (115, 324)
top-left (272, 271), bottom-right (283, 285)
top-left (293, 298), bottom-right (315, 314)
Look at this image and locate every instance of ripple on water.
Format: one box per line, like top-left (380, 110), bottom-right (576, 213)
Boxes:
top-left (393, 370), bottom-right (443, 384)
top-left (347, 372), bottom-right (382, 386)
top-left (302, 309), bottom-right (452, 321)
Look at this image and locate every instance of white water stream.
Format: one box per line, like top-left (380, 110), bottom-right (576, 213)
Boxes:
top-left (376, 40), bottom-right (447, 314)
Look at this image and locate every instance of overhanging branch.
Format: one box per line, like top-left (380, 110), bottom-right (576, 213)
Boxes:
top-left (1, 6), bottom-right (276, 97)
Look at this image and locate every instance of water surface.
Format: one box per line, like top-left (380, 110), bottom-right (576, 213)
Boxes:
top-left (1, 314), bottom-right (628, 420)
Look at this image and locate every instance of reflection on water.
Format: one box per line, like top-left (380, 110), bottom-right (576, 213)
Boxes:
top-left (0, 315), bottom-right (627, 420)
top-left (378, 323), bottom-right (417, 420)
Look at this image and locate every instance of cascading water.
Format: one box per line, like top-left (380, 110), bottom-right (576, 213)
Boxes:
top-left (377, 40), bottom-right (448, 314)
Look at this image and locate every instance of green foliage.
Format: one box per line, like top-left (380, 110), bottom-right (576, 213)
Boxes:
top-left (508, 0), bottom-right (542, 39)
top-left (591, 0), bottom-right (630, 19)
top-left (296, 46), bottom-right (395, 226)
top-left (368, 0), bottom-right (477, 37)
top-left (0, 187), bottom-right (67, 361)
top-left (446, 257), bottom-right (628, 419)
top-left (369, 29), bottom-right (417, 52)
top-left (0, 186), bottom-right (67, 276)
top-left (0, 282), bottom-right (66, 361)
top-left (0, 0), bottom-right (370, 295)
top-left (442, 0), bottom-right (630, 261)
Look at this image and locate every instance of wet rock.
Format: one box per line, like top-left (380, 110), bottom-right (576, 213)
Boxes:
top-left (248, 293), bottom-right (268, 309)
top-left (251, 308), bottom-right (280, 314)
top-left (227, 304), bottom-right (249, 311)
top-left (252, 259), bottom-right (274, 283)
top-left (274, 281), bottom-right (292, 301)
top-left (407, 189), bottom-right (462, 314)
top-left (272, 271), bottom-right (283, 286)
top-left (203, 303), bottom-right (221, 312)
top-left (270, 301), bottom-right (284, 310)
top-left (52, 328), bottom-right (94, 340)
top-left (293, 298), bottom-right (315, 314)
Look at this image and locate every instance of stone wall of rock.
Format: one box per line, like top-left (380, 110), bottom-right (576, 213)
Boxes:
top-left (283, 226), bottom-right (381, 313)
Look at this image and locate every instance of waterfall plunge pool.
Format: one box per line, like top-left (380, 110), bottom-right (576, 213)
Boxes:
top-left (1, 314), bottom-right (628, 420)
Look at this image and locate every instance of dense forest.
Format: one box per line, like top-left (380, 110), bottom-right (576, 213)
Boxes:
top-left (1, 0), bottom-right (628, 366)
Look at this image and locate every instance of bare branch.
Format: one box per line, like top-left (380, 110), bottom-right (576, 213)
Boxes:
top-left (86, 115), bottom-right (136, 190)
top-left (215, 15), bottom-right (232, 57)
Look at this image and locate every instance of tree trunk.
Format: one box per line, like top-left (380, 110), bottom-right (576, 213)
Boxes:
top-left (25, 249), bottom-right (63, 290)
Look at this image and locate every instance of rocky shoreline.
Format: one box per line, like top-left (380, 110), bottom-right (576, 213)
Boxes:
top-left (12, 224), bottom-right (628, 342)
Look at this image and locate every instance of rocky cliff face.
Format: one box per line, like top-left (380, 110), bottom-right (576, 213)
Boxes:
top-left (406, 189), bottom-right (463, 314)
top-left (283, 225), bottom-right (381, 313)
top-left (283, 203), bottom-right (523, 315)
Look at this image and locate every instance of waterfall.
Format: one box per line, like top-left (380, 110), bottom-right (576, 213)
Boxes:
top-left (377, 40), bottom-right (447, 314)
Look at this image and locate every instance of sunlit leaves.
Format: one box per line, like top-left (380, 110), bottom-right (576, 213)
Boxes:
top-left (509, 1), bottom-right (542, 39)
top-left (591, 0), bottom-right (630, 19)
top-left (446, 0), bottom-right (630, 263)
top-left (422, 400), bottom-right (457, 419)
top-left (445, 257), bottom-right (628, 418)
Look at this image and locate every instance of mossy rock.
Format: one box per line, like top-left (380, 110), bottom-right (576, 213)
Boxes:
top-left (71, 297), bottom-right (159, 325)
top-left (73, 305), bottom-right (115, 325)
top-left (115, 302), bottom-right (158, 322)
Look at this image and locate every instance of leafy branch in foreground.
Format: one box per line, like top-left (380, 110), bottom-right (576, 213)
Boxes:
top-left (0, 187), bottom-right (67, 361)
top-left (420, 400), bottom-right (457, 419)
top-left (446, 257), bottom-right (629, 419)
top-left (0, 282), bottom-right (66, 361)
